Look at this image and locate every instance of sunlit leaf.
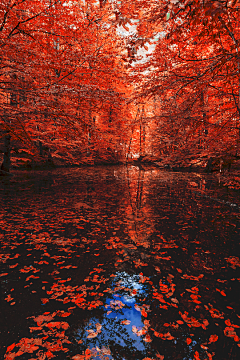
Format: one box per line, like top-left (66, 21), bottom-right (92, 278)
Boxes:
top-left (143, 334), bottom-right (152, 342)
top-left (87, 330), bottom-right (98, 339)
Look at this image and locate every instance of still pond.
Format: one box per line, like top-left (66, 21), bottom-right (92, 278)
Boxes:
top-left (0, 166), bottom-right (239, 360)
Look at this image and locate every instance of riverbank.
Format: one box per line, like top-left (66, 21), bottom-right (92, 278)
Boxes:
top-left (1, 152), bottom-right (240, 191)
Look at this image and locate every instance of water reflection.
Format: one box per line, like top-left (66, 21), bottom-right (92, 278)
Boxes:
top-left (0, 166), bottom-right (239, 360)
top-left (124, 167), bottom-right (155, 248)
top-left (75, 272), bottom-right (147, 360)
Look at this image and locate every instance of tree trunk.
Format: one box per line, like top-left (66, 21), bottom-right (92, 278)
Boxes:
top-left (39, 140), bottom-right (43, 156)
top-left (1, 134), bottom-right (11, 173)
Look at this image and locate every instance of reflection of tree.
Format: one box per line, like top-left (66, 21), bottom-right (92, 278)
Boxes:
top-left (125, 167), bottom-right (155, 247)
top-left (68, 272), bottom-right (153, 360)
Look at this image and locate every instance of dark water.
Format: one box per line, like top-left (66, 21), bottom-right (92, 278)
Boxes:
top-left (0, 166), bottom-right (239, 360)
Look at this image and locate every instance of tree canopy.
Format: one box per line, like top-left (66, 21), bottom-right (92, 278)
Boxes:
top-left (0, 0), bottom-right (239, 168)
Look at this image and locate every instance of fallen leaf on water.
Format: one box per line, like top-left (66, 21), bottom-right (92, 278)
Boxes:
top-left (72, 355), bottom-right (85, 360)
top-left (138, 328), bottom-right (147, 336)
top-left (209, 334), bottom-right (218, 343)
top-left (225, 319), bottom-right (240, 328)
top-left (186, 338), bottom-right (192, 345)
top-left (33, 314), bottom-right (54, 326)
top-left (45, 350), bottom-right (54, 358)
top-left (225, 256), bottom-right (240, 269)
top-left (5, 294), bottom-right (14, 302)
top-left (6, 343), bottom-right (15, 352)
top-left (216, 288), bottom-right (226, 296)
top-left (0, 273), bottom-right (8, 277)
top-left (206, 352), bottom-right (215, 360)
top-left (26, 275), bottom-right (40, 281)
top-left (56, 311), bottom-right (71, 317)
top-left (29, 327), bottom-right (42, 332)
top-left (121, 320), bottom-right (131, 325)
top-left (85, 349), bottom-right (91, 356)
top-left (144, 320), bottom-right (150, 327)
top-left (101, 347), bottom-right (111, 355)
top-left (194, 351), bottom-right (201, 360)
top-left (143, 334), bottom-right (152, 342)
top-left (41, 298), bottom-right (49, 304)
top-left (163, 332), bottom-right (174, 340)
top-left (95, 323), bottom-right (102, 332)
top-left (224, 326), bottom-right (239, 341)
top-left (9, 263), bottom-right (18, 268)
top-left (182, 274), bottom-right (204, 281)
top-left (87, 330), bottom-right (98, 339)
top-left (132, 325), bottom-right (138, 334)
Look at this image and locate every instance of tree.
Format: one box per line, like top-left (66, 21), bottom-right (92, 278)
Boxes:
top-left (124, 0), bottom-right (240, 162)
top-left (0, 0), bottom-right (133, 168)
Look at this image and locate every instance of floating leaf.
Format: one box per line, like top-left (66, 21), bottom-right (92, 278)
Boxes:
top-left (87, 330), bottom-right (98, 339)
top-left (0, 273), bottom-right (8, 277)
top-left (143, 334), bottom-right (152, 342)
top-left (209, 334), bottom-right (218, 343)
top-left (132, 325), bottom-right (138, 334)
top-left (95, 323), bottom-right (102, 332)
top-left (41, 298), bottom-right (49, 304)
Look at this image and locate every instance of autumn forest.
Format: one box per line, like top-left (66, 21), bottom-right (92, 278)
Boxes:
top-left (0, 0), bottom-right (239, 170)
top-left (0, 1), bottom-right (240, 360)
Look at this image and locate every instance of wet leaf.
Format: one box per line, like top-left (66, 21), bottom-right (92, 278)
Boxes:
top-left (132, 325), bottom-right (138, 334)
top-left (0, 273), bottom-right (8, 277)
top-left (6, 343), bottom-right (15, 352)
top-left (95, 323), bottom-right (102, 332)
top-left (209, 334), bottom-right (218, 343)
top-left (72, 355), bottom-right (85, 360)
top-left (156, 354), bottom-right (164, 360)
top-left (41, 298), bottom-right (49, 304)
top-left (194, 351), bottom-right (201, 360)
top-left (143, 334), bottom-right (152, 342)
top-left (87, 330), bottom-right (98, 339)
